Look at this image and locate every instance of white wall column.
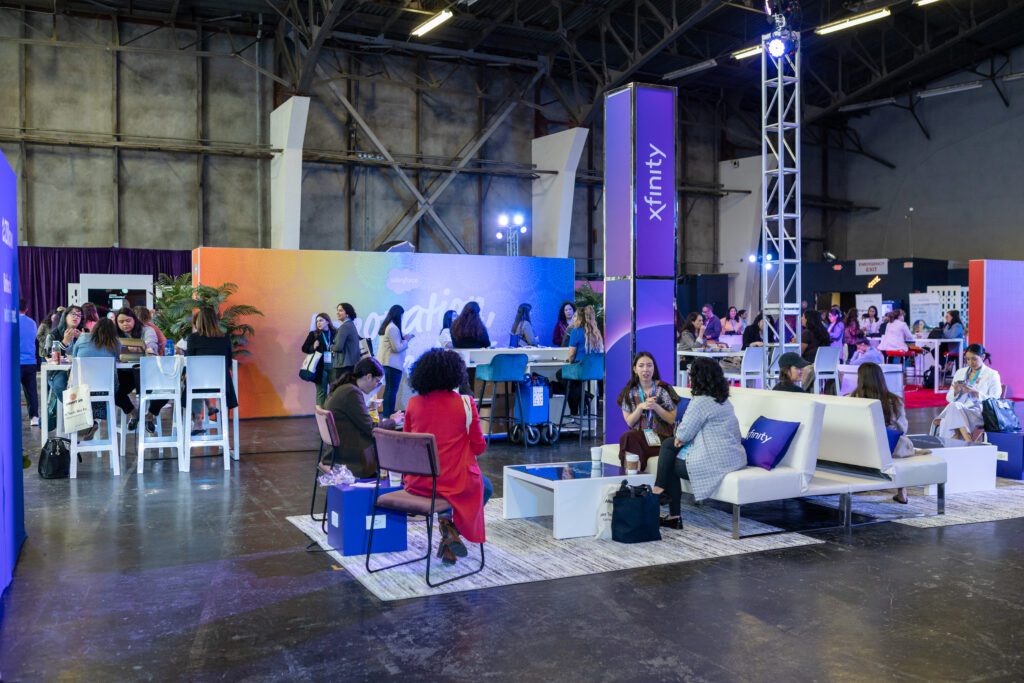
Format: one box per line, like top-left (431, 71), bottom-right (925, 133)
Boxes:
top-left (270, 96), bottom-right (310, 250)
top-left (719, 156), bottom-right (762, 313)
top-left (531, 128), bottom-right (588, 258)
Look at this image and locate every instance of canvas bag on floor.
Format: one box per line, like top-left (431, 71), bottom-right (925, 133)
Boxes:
top-left (62, 381), bottom-right (93, 433)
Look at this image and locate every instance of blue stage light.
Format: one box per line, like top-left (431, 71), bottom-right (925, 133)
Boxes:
top-left (498, 214), bottom-right (510, 228)
top-left (512, 213), bottom-right (525, 226)
top-left (496, 231), bottom-right (504, 240)
top-left (519, 226), bottom-right (528, 234)
top-left (748, 254), bottom-right (757, 263)
top-left (767, 36), bottom-right (788, 58)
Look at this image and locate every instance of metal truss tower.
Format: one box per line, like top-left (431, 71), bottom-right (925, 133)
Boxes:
top-left (760, 25), bottom-right (802, 370)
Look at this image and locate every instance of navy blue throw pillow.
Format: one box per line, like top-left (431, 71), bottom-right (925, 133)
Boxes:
top-left (742, 416), bottom-right (801, 470)
top-left (886, 428), bottom-right (902, 454)
top-left (675, 397), bottom-right (691, 425)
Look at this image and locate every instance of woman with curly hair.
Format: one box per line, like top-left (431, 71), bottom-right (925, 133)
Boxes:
top-left (403, 349), bottom-right (492, 565)
top-left (652, 358), bottom-right (746, 529)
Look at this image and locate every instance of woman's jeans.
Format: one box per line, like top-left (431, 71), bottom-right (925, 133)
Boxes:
top-left (316, 370), bottom-right (330, 407)
top-left (382, 366), bottom-right (402, 418)
top-left (439, 475), bottom-right (493, 522)
top-left (655, 439), bottom-right (691, 517)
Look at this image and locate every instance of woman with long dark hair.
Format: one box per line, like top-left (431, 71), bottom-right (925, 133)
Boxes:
top-left (438, 309), bottom-right (457, 349)
top-left (826, 307), bottom-right (845, 348)
top-left (934, 343), bottom-right (1001, 441)
top-left (113, 306), bottom-right (161, 431)
top-left (616, 351), bottom-right (680, 472)
top-left (652, 358), bottom-right (746, 529)
top-left (678, 312), bottom-right (704, 351)
top-left (861, 305), bottom-right (881, 335)
top-left (45, 306), bottom-right (85, 422)
top-left (553, 301), bottom-right (575, 346)
top-left (510, 303), bottom-right (537, 346)
top-left (800, 309), bottom-right (830, 363)
top-left (375, 304), bottom-right (414, 418)
top-left (851, 362), bottom-right (916, 502)
top-left (323, 357), bottom-right (389, 476)
top-left (68, 318), bottom-right (123, 439)
top-left (451, 301), bottom-right (490, 349)
top-left (721, 306), bottom-right (742, 335)
top-left (741, 313), bottom-right (777, 349)
top-left (302, 312), bottom-right (335, 407)
top-left (943, 310), bottom-right (964, 339)
top-left (843, 308), bottom-right (861, 359)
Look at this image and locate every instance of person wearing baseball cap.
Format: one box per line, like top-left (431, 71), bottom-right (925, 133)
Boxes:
top-left (774, 352), bottom-right (810, 393)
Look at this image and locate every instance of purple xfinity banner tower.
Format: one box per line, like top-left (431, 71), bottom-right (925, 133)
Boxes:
top-left (604, 83), bottom-right (677, 443)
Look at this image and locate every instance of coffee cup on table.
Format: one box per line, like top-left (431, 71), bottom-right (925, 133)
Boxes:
top-left (590, 446), bottom-right (603, 463)
top-left (625, 452), bottom-right (640, 475)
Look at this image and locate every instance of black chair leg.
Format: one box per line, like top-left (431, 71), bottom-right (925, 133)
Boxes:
top-left (320, 446), bottom-right (338, 533)
top-left (310, 441), bottom-right (324, 521)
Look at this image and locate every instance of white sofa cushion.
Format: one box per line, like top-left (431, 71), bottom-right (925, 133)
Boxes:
top-left (711, 466), bottom-right (806, 505)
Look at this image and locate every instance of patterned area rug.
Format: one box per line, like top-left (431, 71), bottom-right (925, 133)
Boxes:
top-left (807, 478), bottom-right (1024, 528)
top-left (287, 498), bottom-right (821, 601)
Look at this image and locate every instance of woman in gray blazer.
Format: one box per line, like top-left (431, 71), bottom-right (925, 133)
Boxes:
top-left (330, 302), bottom-right (363, 384)
top-left (653, 358), bottom-right (747, 529)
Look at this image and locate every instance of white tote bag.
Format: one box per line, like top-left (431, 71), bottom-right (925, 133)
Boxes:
top-left (63, 383), bottom-right (94, 433)
top-left (594, 483), bottom-right (619, 540)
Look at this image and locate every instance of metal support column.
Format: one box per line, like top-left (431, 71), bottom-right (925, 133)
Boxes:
top-left (760, 27), bottom-right (802, 380)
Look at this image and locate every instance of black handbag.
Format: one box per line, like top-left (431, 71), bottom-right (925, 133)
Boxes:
top-left (611, 481), bottom-right (662, 544)
top-left (982, 398), bottom-right (1021, 433)
top-left (38, 437), bottom-right (73, 479)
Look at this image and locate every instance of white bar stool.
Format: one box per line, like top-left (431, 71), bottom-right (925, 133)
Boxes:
top-left (137, 356), bottom-right (185, 473)
top-left (724, 346), bottom-right (765, 389)
top-left (813, 346), bottom-right (841, 395)
top-left (69, 357), bottom-right (121, 478)
top-left (183, 356), bottom-right (231, 471)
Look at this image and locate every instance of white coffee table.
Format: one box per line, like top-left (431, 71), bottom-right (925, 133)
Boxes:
top-left (503, 461), bottom-right (655, 539)
top-left (910, 435), bottom-right (998, 495)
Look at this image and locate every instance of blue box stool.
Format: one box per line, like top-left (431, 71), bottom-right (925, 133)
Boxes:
top-left (986, 431), bottom-right (1024, 480)
top-left (326, 481), bottom-right (408, 556)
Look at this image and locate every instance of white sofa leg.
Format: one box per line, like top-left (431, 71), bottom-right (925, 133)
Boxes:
top-left (937, 483), bottom-right (945, 515)
top-left (731, 504), bottom-right (741, 540)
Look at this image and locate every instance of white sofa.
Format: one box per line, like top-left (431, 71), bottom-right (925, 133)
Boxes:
top-left (601, 386), bottom-right (948, 537)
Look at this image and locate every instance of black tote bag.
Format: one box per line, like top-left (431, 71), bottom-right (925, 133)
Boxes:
top-left (611, 481), bottom-right (662, 543)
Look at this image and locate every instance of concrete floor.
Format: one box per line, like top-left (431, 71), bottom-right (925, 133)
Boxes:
top-left (2, 406), bottom-right (1023, 681)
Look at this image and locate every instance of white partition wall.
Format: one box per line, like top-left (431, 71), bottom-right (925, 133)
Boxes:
top-left (270, 96), bottom-right (310, 251)
top-left (531, 128), bottom-right (588, 258)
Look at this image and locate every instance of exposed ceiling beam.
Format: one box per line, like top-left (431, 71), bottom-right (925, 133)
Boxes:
top-left (295, 0), bottom-right (348, 93)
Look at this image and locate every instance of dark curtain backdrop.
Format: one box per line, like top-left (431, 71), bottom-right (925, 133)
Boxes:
top-left (18, 246), bottom-right (191, 324)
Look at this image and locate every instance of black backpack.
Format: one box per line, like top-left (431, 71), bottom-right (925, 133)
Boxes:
top-left (38, 438), bottom-right (73, 479)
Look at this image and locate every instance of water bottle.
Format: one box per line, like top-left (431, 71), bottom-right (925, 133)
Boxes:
top-left (165, 339), bottom-right (175, 356)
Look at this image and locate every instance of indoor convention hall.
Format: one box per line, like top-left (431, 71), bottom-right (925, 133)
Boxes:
top-left (2, 0), bottom-right (1024, 680)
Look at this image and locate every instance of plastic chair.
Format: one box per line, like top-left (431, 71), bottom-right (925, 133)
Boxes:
top-left (724, 346), bottom-right (765, 389)
top-left (558, 352), bottom-right (604, 445)
top-left (474, 353), bottom-right (528, 443)
top-left (68, 357), bottom-right (120, 478)
top-left (183, 356), bottom-right (231, 471)
top-left (312, 407), bottom-right (341, 530)
top-left (812, 346), bottom-right (841, 395)
top-left (365, 428), bottom-right (484, 588)
top-left (136, 356), bottom-right (185, 473)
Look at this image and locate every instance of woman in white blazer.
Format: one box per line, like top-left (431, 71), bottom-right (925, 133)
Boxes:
top-left (934, 344), bottom-right (1001, 441)
top-left (877, 309), bottom-right (915, 352)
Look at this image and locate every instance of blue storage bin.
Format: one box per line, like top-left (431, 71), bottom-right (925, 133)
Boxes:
top-left (516, 376), bottom-right (550, 425)
top-left (325, 480), bottom-right (408, 556)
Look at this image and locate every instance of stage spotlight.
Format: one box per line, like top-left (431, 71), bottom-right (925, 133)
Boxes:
top-left (512, 213), bottom-right (525, 226)
top-left (765, 253), bottom-right (773, 261)
top-left (496, 231), bottom-right (504, 240)
top-left (766, 263), bottom-right (774, 270)
top-left (748, 254), bottom-right (757, 263)
top-left (768, 36), bottom-right (790, 58)
top-left (519, 225), bottom-right (528, 234)
top-left (498, 213), bottom-right (509, 227)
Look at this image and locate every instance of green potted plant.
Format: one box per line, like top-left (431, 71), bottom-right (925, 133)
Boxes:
top-left (154, 273), bottom-right (263, 358)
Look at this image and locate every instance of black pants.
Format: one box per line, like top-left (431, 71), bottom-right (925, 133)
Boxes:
top-left (20, 364), bottom-right (39, 419)
top-left (116, 368), bottom-right (168, 418)
top-left (655, 438), bottom-right (691, 517)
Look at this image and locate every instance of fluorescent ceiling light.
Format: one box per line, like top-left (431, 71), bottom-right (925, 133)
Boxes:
top-left (732, 45), bottom-right (763, 60)
top-left (913, 0), bottom-right (941, 5)
top-left (1003, 72), bottom-right (1024, 83)
top-left (411, 9), bottom-right (454, 37)
top-left (814, 8), bottom-right (891, 35)
top-left (663, 59), bottom-right (718, 80)
top-left (838, 96), bottom-right (896, 112)
top-left (916, 81), bottom-right (982, 98)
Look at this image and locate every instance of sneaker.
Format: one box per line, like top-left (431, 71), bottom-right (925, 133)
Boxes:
top-left (127, 415), bottom-right (139, 431)
top-left (30, 417), bottom-right (39, 427)
top-left (145, 416), bottom-right (157, 435)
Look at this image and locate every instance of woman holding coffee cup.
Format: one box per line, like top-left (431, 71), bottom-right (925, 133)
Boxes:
top-left (616, 352), bottom-right (680, 473)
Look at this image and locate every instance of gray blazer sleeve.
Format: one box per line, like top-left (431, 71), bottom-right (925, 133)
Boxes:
top-left (675, 396), bottom-right (710, 443)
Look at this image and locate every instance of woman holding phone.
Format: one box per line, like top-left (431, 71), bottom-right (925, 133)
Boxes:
top-left (934, 344), bottom-right (1001, 441)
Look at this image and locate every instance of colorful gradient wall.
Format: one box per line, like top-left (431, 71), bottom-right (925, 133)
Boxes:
top-left (193, 247), bottom-right (574, 418)
top-left (969, 259), bottom-right (1024, 396)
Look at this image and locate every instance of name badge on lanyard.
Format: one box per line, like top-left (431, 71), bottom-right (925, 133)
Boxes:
top-left (321, 332), bottom-right (332, 364)
top-left (638, 385), bottom-right (661, 446)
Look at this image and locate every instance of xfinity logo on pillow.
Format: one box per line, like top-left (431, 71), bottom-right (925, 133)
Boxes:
top-left (746, 430), bottom-right (773, 444)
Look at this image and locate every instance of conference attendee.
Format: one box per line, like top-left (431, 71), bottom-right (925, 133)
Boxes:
top-left (878, 311), bottom-right (891, 337)
top-left (301, 312), bottom-right (335, 407)
top-left (510, 303), bottom-right (537, 347)
top-left (678, 312), bottom-right (704, 351)
top-left (18, 300), bottom-right (40, 427)
top-left (737, 309), bottom-right (748, 334)
top-left (134, 305), bottom-right (167, 355)
top-left (330, 302), bottom-right (362, 384)
top-left (81, 302), bottom-right (100, 332)
top-left (438, 309), bottom-right (457, 350)
top-left (849, 336), bottom-right (884, 366)
top-left (558, 305), bottom-right (604, 414)
top-left (652, 358), bottom-right (746, 529)
top-left (741, 313), bottom-right (777, 349)
top-left (861, 306), bottom-right (881, 336)
top-left (721, 306), bottom-right (742, 335)
top-left (827, 307), bottom-right (845, 348)
top-left (36, 309), bottom-right (58, 362)
top-left (552, 301), bottom-right (575, 347)
top-left (617, 352), bottom-right (680, 472)
top-left (701, 303), bottom-right (722, 342)
top-left (843, 308), bottom-right (861, 359)
top-left (323, 357), bottom-right (391, 477)
top-left (404, 349), bottom-right (492, 565)
top-left (451, 300), bottom-right (491, 349)
top-left (185, 306), bottom-right (238, 434)
top-left (375, 304), bottom-right (414, 419)
top-left (70, 317), bottom-right (123, 440)
top-left (800, 308), bottom-right (829, 364)
top-left (850, 362), bottom-right (916, 502)
top-left (942, 310), bottom-right (964, 339)
top-left (116, 306), bottom-right (158, 355)
top-left (114, 306), bottom-right (161, 432)
top-left (933, 344), bottom-right (1001, 442)
top-left (45, 305), bottom-right (85, 411)
top-left (773, 352), bottom-right (809, 393)
top-left (878, 308), bottom-right (916, 353)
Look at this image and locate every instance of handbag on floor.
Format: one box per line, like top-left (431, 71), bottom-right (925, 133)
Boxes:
top-left (611, 481), bottom-right (662, 544)
top-left (982, 398), bottom-right (1021, 433)
top-left (299, 351), bottom-right (322, 382)
top-left (38, 437), bottom-right (73, 479)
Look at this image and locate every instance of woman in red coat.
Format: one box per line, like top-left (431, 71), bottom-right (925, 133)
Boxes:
top-left (404, 349), bottom-right (492, 565)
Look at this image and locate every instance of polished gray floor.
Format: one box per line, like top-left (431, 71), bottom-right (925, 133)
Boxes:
top-left (2, 406), bottom-right (1023, 681)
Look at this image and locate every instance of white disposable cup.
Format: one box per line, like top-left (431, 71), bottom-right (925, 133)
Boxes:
top-left (590, 446), bottom-right (603, 462)
top-left (388, 470), bottom-right (402, 487)
top-left (625, 452), bottom-right (640, 474)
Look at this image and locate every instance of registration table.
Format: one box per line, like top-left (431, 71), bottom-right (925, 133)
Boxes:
top-left (39, 359), bottom-right (241, 460)
top-left (455, 346), bottom-right (572, 373)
